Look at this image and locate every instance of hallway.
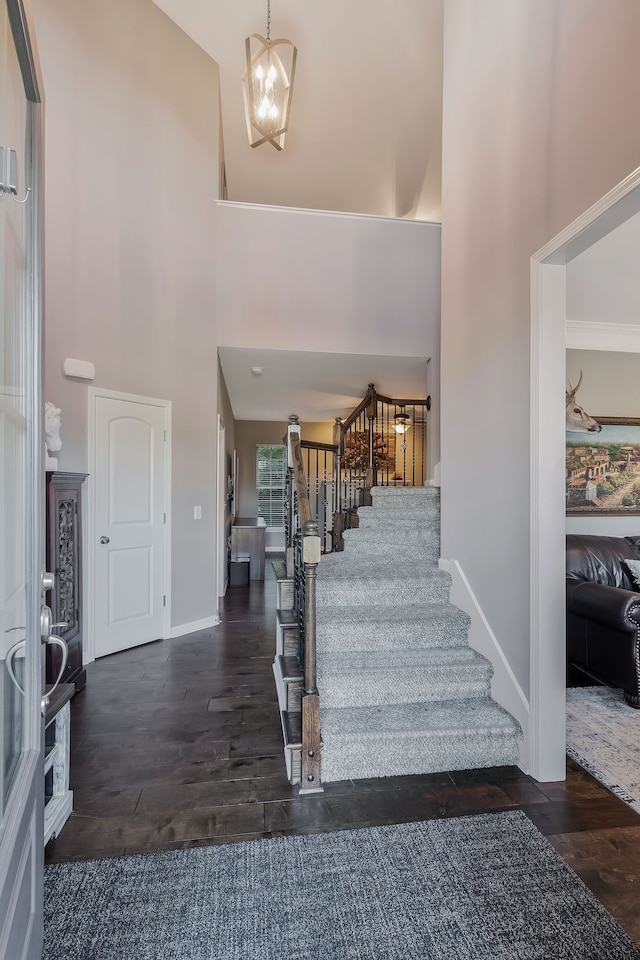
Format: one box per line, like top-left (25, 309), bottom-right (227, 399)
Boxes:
top-left (45, 567), bottom-right (640, 945)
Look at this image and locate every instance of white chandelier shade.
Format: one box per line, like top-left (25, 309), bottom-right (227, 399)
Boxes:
top-left (242, 29), bottom-right (297, 151)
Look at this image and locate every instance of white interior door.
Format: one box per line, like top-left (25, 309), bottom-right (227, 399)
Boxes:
top-left (91, 392), bottom-right (170, 659)
top-left (0, 3), bottom-right (45, 957)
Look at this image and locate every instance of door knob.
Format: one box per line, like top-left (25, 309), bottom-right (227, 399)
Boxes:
top-left (40, 604), bottom-right (52, 643)
top-left (99, 536), bottom-right (110, 544)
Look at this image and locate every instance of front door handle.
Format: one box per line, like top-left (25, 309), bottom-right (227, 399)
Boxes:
top-left (41, 635), bottom-right (69, 712)
top-left (99, 536), bottom-right (110, 544)
top-left (6, 638), bottom-right (26, 695)
top-left (40, 604), bottom-right (52, 643)
top-left (6, 632), bottom-right (69, 715)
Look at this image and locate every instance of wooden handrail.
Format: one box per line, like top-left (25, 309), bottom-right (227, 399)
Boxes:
top-left (341, 390), bottom-right (373, 433)
top-left (289, 431), bottom-right (312, 527)
top-left (300, 439), bottom-right (339, 453)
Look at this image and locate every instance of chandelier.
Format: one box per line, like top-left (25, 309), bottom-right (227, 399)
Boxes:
top-left (242, 1), bottom-right (297, 151)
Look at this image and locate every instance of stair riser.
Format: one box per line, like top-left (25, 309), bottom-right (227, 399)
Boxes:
top-left (370, 488), bottom-right (440, 502)
top-left (342, 523), bottom-right (440, 545)
top-left (320, 733), bottom-right (519, 783)
top-left (342, 539), bottom-right (440, 560)
top-left (357, 506), bottom-right (440, 524)
top-left (317, 576), bottom-right (450, 606)
top-left (277, 583), bottom-right (295, 609)
top-left (317, 673), bottom-right (491, 708)
top-left (316, 619), bottom-right (470, 651)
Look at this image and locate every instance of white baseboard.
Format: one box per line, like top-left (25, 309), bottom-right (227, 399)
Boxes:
top-left (170, 614), bottom-right (221, 639)
top-left (439, 557), bottom-right (531, 774)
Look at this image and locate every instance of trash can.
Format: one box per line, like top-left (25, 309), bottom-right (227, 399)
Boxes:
top-left (230, 558), bottom-right (250, 585)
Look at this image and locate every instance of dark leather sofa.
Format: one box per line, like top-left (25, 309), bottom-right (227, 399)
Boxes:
top-left (567, 533), bottom-right (640, 707)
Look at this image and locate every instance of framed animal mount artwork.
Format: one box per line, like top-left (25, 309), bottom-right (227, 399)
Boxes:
top-left (566, 417), bottom-right (640, 515)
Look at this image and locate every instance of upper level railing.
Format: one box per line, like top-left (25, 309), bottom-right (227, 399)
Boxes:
top-left (333, 382), bottom-right (429, 548)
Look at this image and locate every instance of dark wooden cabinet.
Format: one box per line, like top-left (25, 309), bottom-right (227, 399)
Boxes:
top-left (45, 472), bottom-right (88, 693)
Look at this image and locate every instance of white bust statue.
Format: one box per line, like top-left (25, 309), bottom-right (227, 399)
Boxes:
top-left (45, 402), bottom-right (62, 453)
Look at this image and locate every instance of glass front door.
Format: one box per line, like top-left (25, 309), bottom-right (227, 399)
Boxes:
top-left (0, 2), bottom-right (45, 957)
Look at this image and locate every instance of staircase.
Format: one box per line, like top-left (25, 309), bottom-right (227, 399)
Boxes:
top-left (315, 486), bottom-right (522, 783)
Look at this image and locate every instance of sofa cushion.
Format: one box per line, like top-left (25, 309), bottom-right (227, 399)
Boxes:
top-left (566, 534), bottom-right (640, 590)
top-left (624, 558), bottom-right (640, 590)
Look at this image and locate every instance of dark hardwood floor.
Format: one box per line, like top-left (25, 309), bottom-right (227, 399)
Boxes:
top-left (45, 563), bottom-right (640, 945)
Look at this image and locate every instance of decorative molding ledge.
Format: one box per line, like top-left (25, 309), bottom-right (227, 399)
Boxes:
top-left (215, 199), bottom-right (442, 227)
top-left (566, 319), bottom-right (640, 352)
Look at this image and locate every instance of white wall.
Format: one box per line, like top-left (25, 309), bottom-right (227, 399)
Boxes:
top-left (567, 210), bottom-right (640, 328)
top-left (33, 0), bottom-right (222, 631)
top-left (216, 202), bottom-right (442, 472)
top-left (441, 0), bottom-right (640, 703)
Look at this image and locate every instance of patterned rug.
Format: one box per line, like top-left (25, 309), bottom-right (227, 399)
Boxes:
top-left (566, 685), bottom-right (640, 813)
top-left (43, 810), bottom-right (640, 959)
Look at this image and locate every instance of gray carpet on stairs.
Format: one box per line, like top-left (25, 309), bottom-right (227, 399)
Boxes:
top-left (317, 485), bottom-right (521, 783)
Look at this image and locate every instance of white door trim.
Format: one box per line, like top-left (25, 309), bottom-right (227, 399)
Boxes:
top-left (216, 414), bottom-right (227, 606)
top-left (530, 164), bottom-right (640, 781)
top-left (86, 387), bottom-right (172, 665)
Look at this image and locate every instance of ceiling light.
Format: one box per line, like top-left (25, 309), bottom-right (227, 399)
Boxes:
top-left (242, 0), bottom-right (297, 151)
top-left (251, 366), bottom-right (263, 376)
top-left (393, 408), bottom-right (411, 434)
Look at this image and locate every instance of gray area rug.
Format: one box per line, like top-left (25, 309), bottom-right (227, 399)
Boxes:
top-left (44, 810), bottom-right (640, 960)
top-left (567, 685), bottom-right (640, 813)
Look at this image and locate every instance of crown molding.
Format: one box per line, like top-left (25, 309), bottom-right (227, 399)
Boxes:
top-left (566, 319), bottom-right (640, 352)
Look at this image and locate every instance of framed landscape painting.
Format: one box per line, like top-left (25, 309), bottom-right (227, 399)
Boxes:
top-left (566, 417), bottom-right (640, 516)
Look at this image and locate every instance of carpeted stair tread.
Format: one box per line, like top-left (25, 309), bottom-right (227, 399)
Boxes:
top-left (321, 698), bottom-right (518, 737)
top-left (320, 700), bottom-right (521, 781)
top-left (317, 565), bottom-right (451, 606)
top-left (317, 648), bottom-right (493, 707)
top-left (356, 506), bottom-right (440, 527)
top-left (320, 552), bottom-right (437, 572)
top-left (317, 646), bottom-right (489, 672)
top-left (316, 602), bottom-right (471, 651)
top-left (341, 527), bottom-right (440, 556)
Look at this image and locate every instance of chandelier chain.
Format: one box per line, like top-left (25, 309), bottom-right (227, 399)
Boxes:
top-left (266, 0), bottom-right (271, 40)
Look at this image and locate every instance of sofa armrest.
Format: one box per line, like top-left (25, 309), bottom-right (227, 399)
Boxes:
top-left (567, 580), bottom-right (640, 631)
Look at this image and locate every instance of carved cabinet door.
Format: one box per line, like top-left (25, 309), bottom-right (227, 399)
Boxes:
top-left (45, 472), bottom-right (87, 691)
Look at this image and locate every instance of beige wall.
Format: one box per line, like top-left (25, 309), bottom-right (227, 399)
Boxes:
top-left (441, 0), bottom-right (640, 693)
top-left (33, 0), bottom-right (222, 631)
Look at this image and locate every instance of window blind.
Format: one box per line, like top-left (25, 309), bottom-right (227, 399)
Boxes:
top-left (256, 445), bottom-right (286, 527)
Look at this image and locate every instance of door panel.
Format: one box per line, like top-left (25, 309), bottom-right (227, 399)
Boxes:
top-left (93, 394), bottom-right (169, 658)
top-left (0, 2), bottom-right (44, 957)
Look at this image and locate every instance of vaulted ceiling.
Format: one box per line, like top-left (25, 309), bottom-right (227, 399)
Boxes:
top-left (151, 0), bottom-right (444, 221)
top-left (150, 1), bottom-right (442, 422)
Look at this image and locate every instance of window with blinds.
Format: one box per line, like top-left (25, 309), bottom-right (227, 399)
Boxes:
top-left (256, 445), bottom-right (286, 527)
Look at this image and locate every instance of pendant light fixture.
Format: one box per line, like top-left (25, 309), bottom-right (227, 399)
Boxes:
top-left (393, 407), bottom-right (412, 435)
top-left (242, 0), bottom-right (297, 151)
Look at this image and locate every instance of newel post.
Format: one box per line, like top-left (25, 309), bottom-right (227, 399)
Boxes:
top-left (333, 416), bottom-right (345, 552)
top-left (365, 383), bottom-right (377, 501)
top-left (286, 414), bottom-right (299, 579)
top-left (299, 518), bottom-right (323, 794)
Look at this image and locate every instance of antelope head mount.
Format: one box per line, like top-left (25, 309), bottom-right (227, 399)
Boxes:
top-left (566, 371), bottom-right (601, 433)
